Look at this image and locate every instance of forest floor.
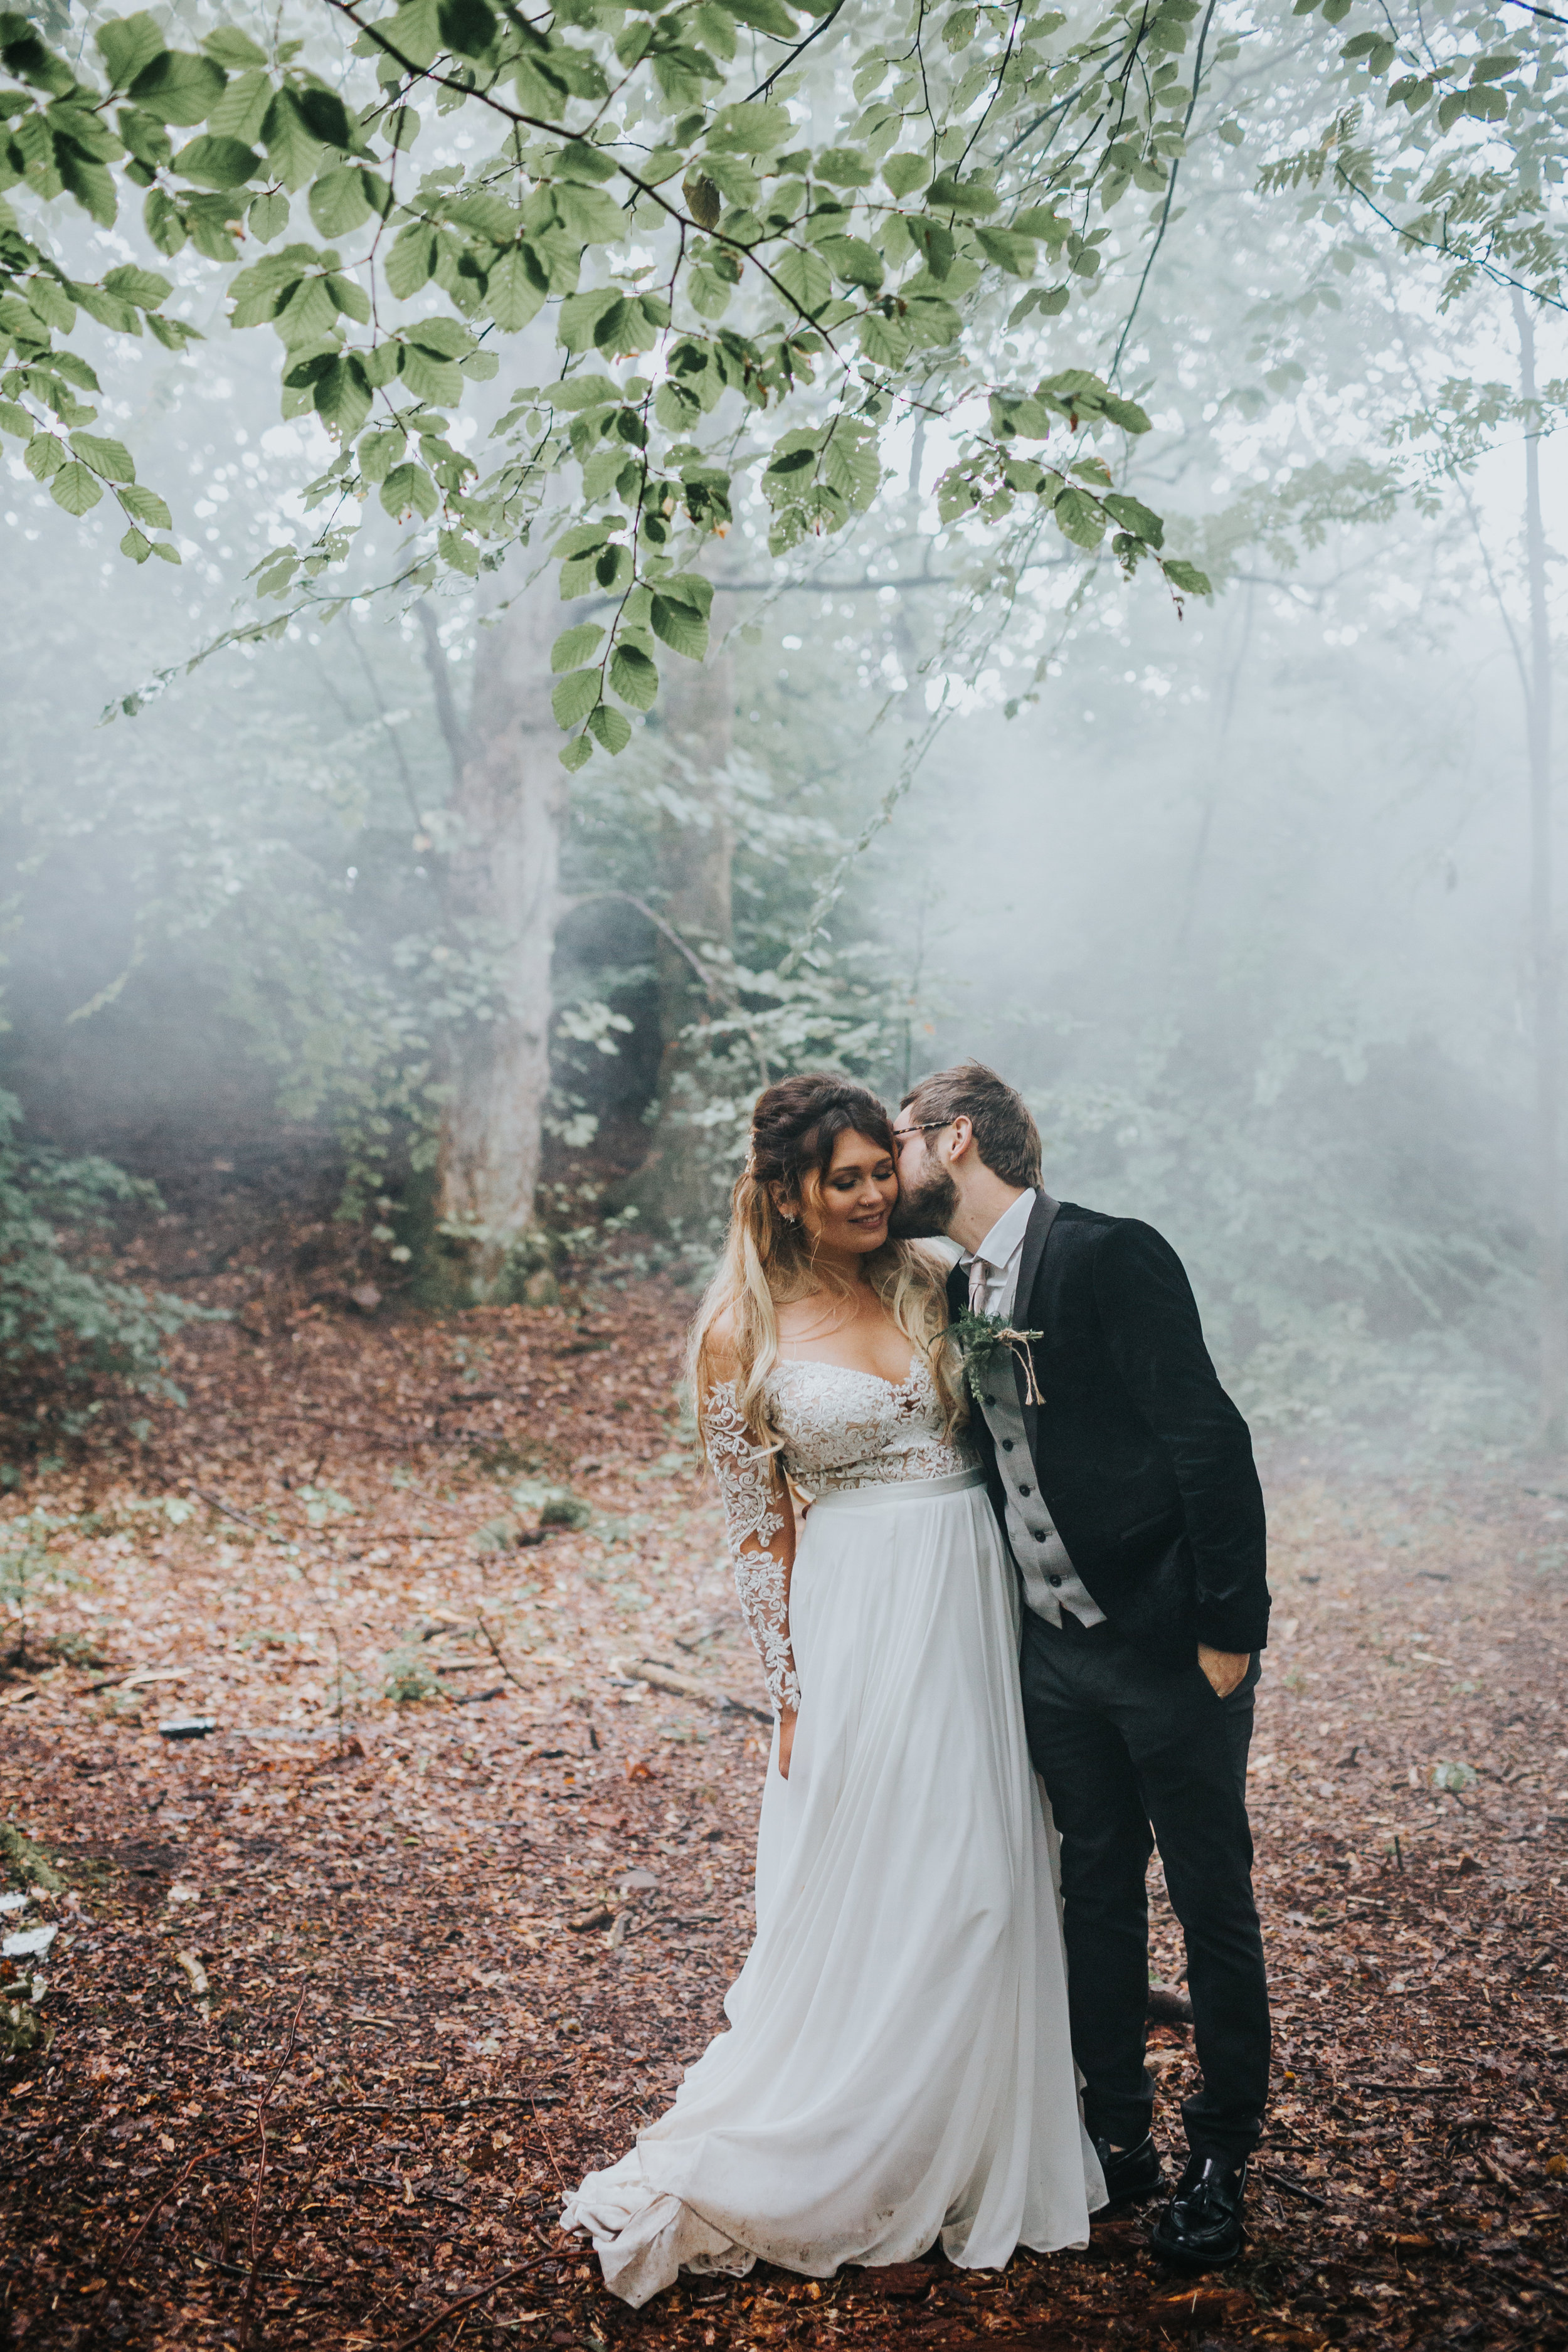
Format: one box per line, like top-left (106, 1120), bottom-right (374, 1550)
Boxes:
top-left (1, 1200), bottom-right (1566, 2352)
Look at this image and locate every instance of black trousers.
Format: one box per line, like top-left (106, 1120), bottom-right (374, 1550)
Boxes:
top-left (1019, 1608), bottom-right (1270, 2165)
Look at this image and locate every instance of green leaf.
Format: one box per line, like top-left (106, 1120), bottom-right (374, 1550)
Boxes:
top-left (586, 701), bottom-right (633, 753)
top-left (0, 401), bottom-right (32, 438)
top-left (385, 223), bottom-right (437, 299)
top-left (119, 524), bottom-right (152, 562)
top-left (102, 265), bottom-right (172, 309)
top-left (128, 51), bottom-right (227, 127)
top-left (171, 134), bottom-right (260, 188)
top-left (815, 146), bottom-right (874, 188)
top-left (558, 286), bottom-right (623, 352)
top-left (23, 433), bottom-right (66, 481)
top-left (1102, 492), bottom-right (1163, 547)
top-left (150, 539), bottom-right (181, 565)
top-left (49, 459), bottom-right (103, 515)
top-left (208, 65), bottom-right (273, 143)
top-left (719, 0), bottom-right (800, 36)
top-left (379, 460), bottom-right (438, 519)
top-left (438, 0), bottom-right (497, 60)
top-left (314, 354), bottom-right (372, 437)
top-left (398, 343), bottom-right (462, 403)
top-left (1052, 486), bottom-right (1105, 549)
top-left (69, 430), bottom-right (135, 481)
top-left (1099, 395), bottom-right (1152, 434)
top-left (551, 623), bottom-right (605, 672)
top-left (610, 642), bottom-right (659, 708)
top-left (249, 189), bottom-right (289, 241)
top-left (274, 275), bottom-right (339, 347)
top-left (408, 314), bottom-right (471, 359)
top-left (857, 308), bottom-right (910, 368)
top-left (650, 595), bottom-right (708, 660)
top-left (975, 225), bottom-right (1036, 278)
top-left (559, 732), bottom-right (595, 772)
top-left (308, 163), bottom-right (371, 236)
top-left (773, 244), bottom-right (831, 315)
top-left (927, 171), bottom-right (999, 216)
top-left (202, 27), bottom-right (270, 70)
top-left (1162, 557), bottom-right (1212, 595)
top-left (297, 89), bottom-right (352, 152)
top-left (384, 0), bottom-right (443, 68)
top-left (881, 152), bottom-right (929, 198)
top-left (706, 99), bottom-right (792, 153)
top-left (552, 665), bottom-right (602, 728)
top-left (262, 88), bottom-right (322, 188)
top-left (97, 13), bottom-right (169, 90)
top-left (119, 481), bottom-right (172, 527)
top-left (553, 181), bottom-right (627, 246)
top-left (818, 235), bottom-right (883, 290)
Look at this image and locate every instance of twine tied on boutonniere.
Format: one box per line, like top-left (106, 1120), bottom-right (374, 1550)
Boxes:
top-left (948, 1309), bottom-right (1045, 1407)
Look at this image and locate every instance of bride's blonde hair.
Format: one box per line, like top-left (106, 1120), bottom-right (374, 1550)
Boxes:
top-left (687, 1073), bottom-right (965, 1453)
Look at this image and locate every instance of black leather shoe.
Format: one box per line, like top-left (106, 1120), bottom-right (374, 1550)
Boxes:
top-left (1149, 2154), bottom-right (1248, 2269)
top-left (1093, 2132), bottom-right (1163, 2210)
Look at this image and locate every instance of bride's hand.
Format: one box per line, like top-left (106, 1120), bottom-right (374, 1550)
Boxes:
top-left (777, 1706), bottom-right (798, 1781)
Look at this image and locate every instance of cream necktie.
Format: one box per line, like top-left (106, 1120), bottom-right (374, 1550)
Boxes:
top-left (968, 1256), bottom-right (989, 1315)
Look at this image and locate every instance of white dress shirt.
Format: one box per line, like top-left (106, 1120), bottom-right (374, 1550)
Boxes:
top-left (960, 1189), bottom-right (1106, 1630)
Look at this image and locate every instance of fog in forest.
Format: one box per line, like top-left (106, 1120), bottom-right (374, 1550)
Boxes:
top-left (2, 0), bottom-right (1564, 1465)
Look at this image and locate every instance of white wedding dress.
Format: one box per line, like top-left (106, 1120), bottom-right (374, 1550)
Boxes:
top-left (560, 1353), bottom-right (1103, 2304)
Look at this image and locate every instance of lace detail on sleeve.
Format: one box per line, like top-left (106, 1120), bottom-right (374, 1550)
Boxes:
top-left (704, 1380), bottom-right (800, 1717)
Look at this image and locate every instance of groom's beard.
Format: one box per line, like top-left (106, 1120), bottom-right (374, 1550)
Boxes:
top-left (887, 1165), bottom-right (958, 1241)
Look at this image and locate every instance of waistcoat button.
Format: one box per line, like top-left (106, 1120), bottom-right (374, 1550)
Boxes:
top-left (1019, 1483), bottom-right (1032, 1496)
top-left (1048, 1573), bottom-right (1062, 1587)
top-left (1001, 1439), bottom-right (1013, 1451)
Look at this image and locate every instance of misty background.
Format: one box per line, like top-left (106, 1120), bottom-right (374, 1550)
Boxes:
top-left (2, 3), bottom-right (1562, 1463)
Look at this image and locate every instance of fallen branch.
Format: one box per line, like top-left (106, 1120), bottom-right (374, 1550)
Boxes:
top-left (188, 1486), bottom-right (273, 1537)
top-left (393, 2256), bottom-right (553, 2351)
top-left (239, 1974), bottom-right (312, 2352)
top-left (613, 1656), bottom-right (770, 1724)
top-left (1261, 2165), bottom-right (1329, 2208)
top-left (474, 1613), bottom-right (532, 1697)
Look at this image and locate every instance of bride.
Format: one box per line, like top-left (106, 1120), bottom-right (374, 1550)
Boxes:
top-left (561, 1074), bottom-right (1104, 2303)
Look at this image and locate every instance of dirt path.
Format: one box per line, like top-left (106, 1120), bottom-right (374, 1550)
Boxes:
top-left (1, 1287), bottom-right (1565, 2349)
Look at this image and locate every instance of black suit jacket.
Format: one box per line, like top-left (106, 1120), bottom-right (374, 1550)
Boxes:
top-left (948, 1194), bottom-right (1269, 1660)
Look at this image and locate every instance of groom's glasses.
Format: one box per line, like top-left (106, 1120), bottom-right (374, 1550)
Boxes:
top-left (891, 1118), bottom-right (951, 1155)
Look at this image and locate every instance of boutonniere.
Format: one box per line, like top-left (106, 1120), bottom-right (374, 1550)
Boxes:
top-left (948, 1310), bottom-right (1044, 1407)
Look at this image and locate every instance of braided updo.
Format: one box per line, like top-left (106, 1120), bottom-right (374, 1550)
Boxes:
top-left (688, 1073), bottom-right (964, 1451)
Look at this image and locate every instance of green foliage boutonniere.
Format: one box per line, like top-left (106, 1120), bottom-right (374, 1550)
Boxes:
top-left (948, 1310), bottom-right (1044, 1407)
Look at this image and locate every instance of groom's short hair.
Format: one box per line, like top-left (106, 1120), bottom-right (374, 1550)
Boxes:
top-left (901, 1062), bottom-right (1042, 1189)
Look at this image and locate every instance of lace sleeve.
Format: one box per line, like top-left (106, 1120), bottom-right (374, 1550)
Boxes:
top-left (704, 1380), bottom-right (800, 1717)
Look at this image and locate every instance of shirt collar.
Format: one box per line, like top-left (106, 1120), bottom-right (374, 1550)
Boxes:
top-left (961, 1187), bottom-right (1037, 1276)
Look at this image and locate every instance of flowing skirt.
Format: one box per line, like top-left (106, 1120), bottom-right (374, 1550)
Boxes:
top-left (560, 1466), bottom-right (1104, 2306)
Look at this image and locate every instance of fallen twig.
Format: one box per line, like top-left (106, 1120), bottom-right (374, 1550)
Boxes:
top-left (613, 1655), bottom-right (770, 1724)
top-left (474, 1611), bottom-right (532, 1696)
top-left (393, 2257), bottom-right (552, 2351)
top-left (238, 1974), bottom-right (312, 2352)
top-left (1261, 2165), bottom-right (1329, 2208)
top-left (95, 2134), bottom-right (252, 2312)
top-left (188, 1486), bottom-right (274, 1536)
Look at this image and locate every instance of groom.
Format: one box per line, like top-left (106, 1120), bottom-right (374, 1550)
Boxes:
top-left (889, 1063), bottom-right (1271, 2271)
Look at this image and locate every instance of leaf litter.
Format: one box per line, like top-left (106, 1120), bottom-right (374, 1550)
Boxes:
top-left (0, 1275), bottom-right (1565, 2351)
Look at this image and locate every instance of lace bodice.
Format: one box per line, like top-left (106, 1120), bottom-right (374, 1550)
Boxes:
top-left (766, 1352), bottom-right (976, 1495)
top-left (704, 1355), bottom-right (975, 1719)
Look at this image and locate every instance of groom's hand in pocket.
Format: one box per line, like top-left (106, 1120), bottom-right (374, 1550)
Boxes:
top-left (1197, 1644), bottom-right (1251, 1699)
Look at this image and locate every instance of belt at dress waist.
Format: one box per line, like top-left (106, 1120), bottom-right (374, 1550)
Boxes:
top-left (803, 1466), bottom-right (985, 1513)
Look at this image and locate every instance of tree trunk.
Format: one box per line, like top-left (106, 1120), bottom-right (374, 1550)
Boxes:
top-left (1513, 291), bottom-right (1565, 1446)
top-left (632, 633), bottom-right (737, 1230)
top-left (436, 576), bottom-right (565, 1299)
